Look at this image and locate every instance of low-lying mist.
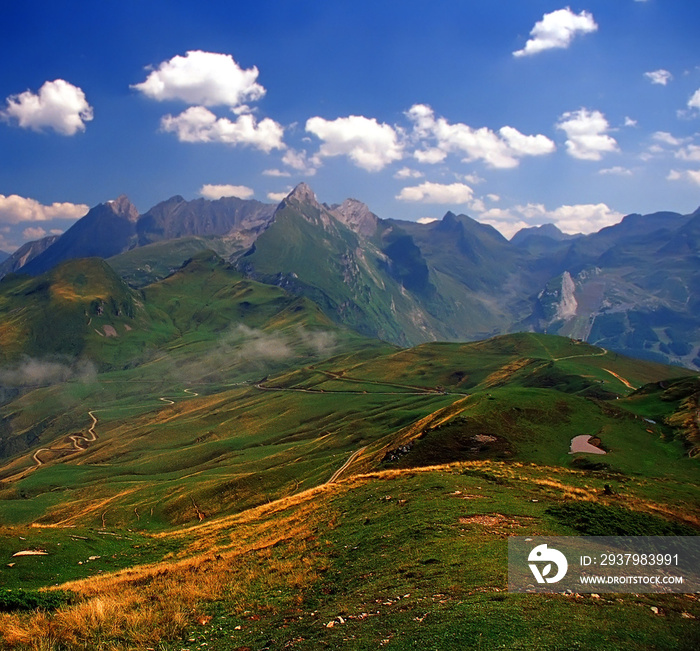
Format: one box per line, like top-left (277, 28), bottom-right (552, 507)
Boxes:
top-left (0, 357), bottom-right (97, 388)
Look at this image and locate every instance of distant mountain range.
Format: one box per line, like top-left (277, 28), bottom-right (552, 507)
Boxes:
top-left (1, 183), bottom-right (698, 370)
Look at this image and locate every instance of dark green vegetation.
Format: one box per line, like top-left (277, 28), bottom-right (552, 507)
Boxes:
top-left (546, 502), bottom-right (697, 536)
top-left (0, 589), bottom-right (72, 613)
top-left (0, 213), bottom-right (698, 649)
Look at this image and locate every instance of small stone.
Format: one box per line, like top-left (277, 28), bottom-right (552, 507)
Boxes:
top-left (590, 594), bottom-right (600, 599)
top-left (326, 621), bottom-right (335, 628)
top-left (6, 563), bottom-right (15, 568)
top-left (650, 606), bottom-right (659, 615)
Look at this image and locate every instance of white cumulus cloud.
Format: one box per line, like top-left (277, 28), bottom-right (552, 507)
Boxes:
top-left (644, 69), bottom-right (673, 86)
top-left (132, 51), bottom-right (265, 108)
top-left (513, 8), bottom-right (598, 58)
top-left (556, 108), bottom-right (618, 160)
top-left (478, 202), bottom-right (623, 237)
top-left (652, 131), bottom-right (685, 147)
top-left (200, 184), bottom-right (254, 200)
top-left (267, 189), bottom-right (292, 202)
top-left (22, 226), bottom-right (48, 240)
top-left (394, 167), bottom-right (424, 179)
top-left (161, 107), bottom-right (284, 152)
top-left (521, 202), bottom-right (623, 233)
top-left (2, 79), bottom-right (93, 135)
top-left (668, 169), bottom-right (700, 185)
top-left (413, 147), bottom-right (447, 164)
top-left (689, 89), bottom-right (700, 110)
top-left (305, 115), bottom-right (403, 171)
top-left (406, 104), bottom-right (555, 169)
top-left (396, 182), bottom-right (474, 204)
top-left (0, 194), bottom-right (88, 225)
top-left (263, 168), bottom-right (291, 177)
top-left (499, 126), bottom-right (557, 157)
top-left (281, 148), bottom-right (318, 175)
top-left (675, 145), bottom-right (700, 162)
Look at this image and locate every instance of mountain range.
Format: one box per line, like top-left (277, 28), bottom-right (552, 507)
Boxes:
top-left (1, 183), bottom-right (698, 370)
top-left (1, 187), bottom-right (699, 649)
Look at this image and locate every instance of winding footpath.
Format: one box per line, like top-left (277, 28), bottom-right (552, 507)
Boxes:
top-left (28, 389), bottom-right (198, 470)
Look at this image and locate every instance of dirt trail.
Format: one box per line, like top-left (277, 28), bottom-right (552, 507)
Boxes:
top-left (553, 348), bottom-right (607, 362)
top-left (328, 447), bottom-right (367, 484)
top-left (32, 410), bottom-right (100, 466)
top-left (602, 368), bottom-right (635, 390)
top-left (531, 333), bottom-right (607, 362)
top-left (27, 389), bottom-right (199, 472)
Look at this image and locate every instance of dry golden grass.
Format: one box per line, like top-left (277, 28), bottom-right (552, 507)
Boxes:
top-left (482, 358), bottom-right (534, 388)
top-left (0, 321), bottom-right (22, 350)
top-left (0, 484), bottom-right (331, 651)
top-left (665, 394), bottom-right (700, 457)
top-left (2, 457), bottom-right (695, 649)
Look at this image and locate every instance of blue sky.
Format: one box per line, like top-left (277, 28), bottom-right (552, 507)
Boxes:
top-left (1, 0), bottom-right (699, 252)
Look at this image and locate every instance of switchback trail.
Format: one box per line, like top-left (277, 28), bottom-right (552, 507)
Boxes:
top-left (531, 333), bottom-right (608, 362)
top-left (27, 388), bottom-right (200, 472)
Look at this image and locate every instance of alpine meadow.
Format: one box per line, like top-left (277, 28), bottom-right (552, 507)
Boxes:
top-left (1, 2), bottom-right (699, 650)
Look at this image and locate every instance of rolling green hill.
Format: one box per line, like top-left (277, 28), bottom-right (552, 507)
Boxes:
top-left (0, 323), bottom-right (695, 529)
top-left (0, 257), bottom-right (168, 367)
top-left (0, 323), bottom-right (697, 649)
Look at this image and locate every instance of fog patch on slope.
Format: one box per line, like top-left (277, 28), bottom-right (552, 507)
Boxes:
top-left (172, 324), bottom-right (338, 382)
top-left (0, 357), bottom-right (97, 387)
top-left (228, 324), bottom-right (294, 362)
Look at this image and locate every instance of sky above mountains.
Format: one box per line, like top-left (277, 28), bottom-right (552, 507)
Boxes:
top-left (1, 0), bottom-right (699, 252)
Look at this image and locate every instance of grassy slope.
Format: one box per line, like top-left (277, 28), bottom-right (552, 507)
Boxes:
top-left (1, 330), bottom-right (695, 529)
top-left (238, 199), bottom-right (446, 346)
top-left (0, 462), bottom-right (698, 650)
top-left (107, 236), bottom-right (249, 287)
top-left (0, 258), bottom-right (177, 369)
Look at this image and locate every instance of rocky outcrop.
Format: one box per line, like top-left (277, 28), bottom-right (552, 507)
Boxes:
top-left (330, 199), bottom-right (379, 237)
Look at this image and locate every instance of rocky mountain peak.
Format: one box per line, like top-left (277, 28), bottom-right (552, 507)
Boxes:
top-left (331, 198), bottom-right (379, 237)
top-left (285, 183), bottom-right (319, 207)
top-left (106, 195), bottom-right (139, 222)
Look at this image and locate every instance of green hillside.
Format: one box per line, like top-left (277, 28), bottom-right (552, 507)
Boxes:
top-left (107, 236), bottom-right (240, 287)
top-left (0, 325), bottom-right (695, 529)
top-left (237, 186), bottom-right (443, 345)
top-left (0, 258), bottom-right (171, 367)
top-left (0, 251), bottom-right (697, 650)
